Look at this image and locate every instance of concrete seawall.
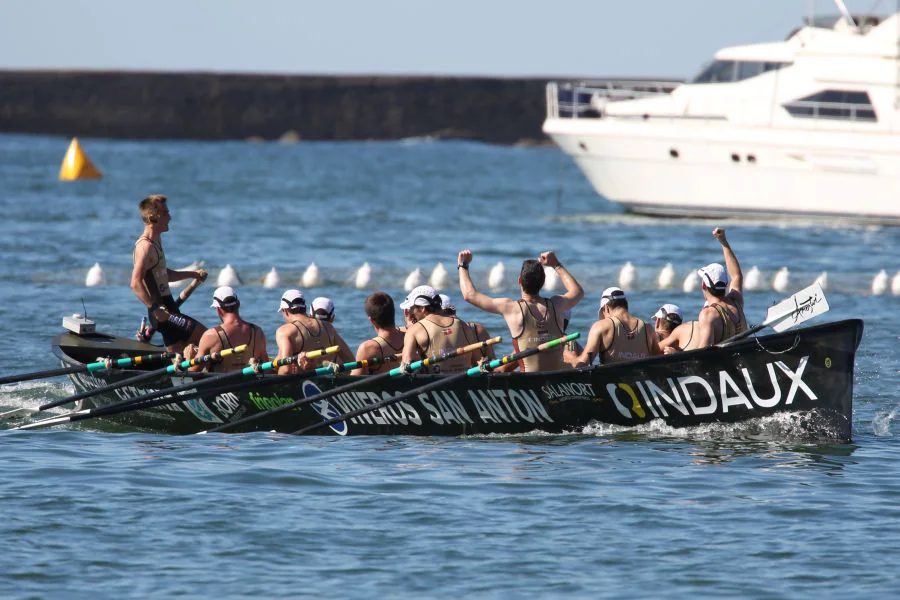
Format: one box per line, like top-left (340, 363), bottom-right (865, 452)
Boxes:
top-left (0, 71), bottom-right (555, 144)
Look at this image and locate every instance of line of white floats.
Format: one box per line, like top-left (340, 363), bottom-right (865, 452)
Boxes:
top-left (84, 261), bottom-right (900, 296)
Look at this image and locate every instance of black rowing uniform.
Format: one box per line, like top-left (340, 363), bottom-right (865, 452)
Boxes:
top-left (134, 236), bottom-right (199, 346)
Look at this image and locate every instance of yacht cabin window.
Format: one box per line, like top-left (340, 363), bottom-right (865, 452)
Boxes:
top-left (691, 60), bottom-right (790, 84)
top-left (782, 90), bottom-right (877, 122)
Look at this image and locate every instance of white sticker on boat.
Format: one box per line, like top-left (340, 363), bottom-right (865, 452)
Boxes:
top-left (303, 380), bottom-right (348, 436)
top-left (182, 398), bottom-right (223, 424)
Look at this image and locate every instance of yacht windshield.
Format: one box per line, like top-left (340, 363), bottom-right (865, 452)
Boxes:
top-left (692, 60), bottom-right (790, 84)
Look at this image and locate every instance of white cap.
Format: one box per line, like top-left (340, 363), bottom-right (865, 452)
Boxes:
top-left (312, 297), bottom-right (335, 320)
top-left (278, 289), bottom-right (306, 312)
top-left (599, 286), bottom-right (626, 309)
top-left (439, 293), bottom-right (456, 313)
top-left (697, 263), bottom-right (729, 293)
top-left (399, 285), bottom-right (439, 310)
top-left (652, 303), bottom-right (683, 324)
top-left (211, 286), bottom-right (240, 309)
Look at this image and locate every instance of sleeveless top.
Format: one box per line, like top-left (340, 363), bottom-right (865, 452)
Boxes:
top-left (290, 319), bottom-right (337, 369)
top-left (602, 316), bottom-right (651, 364)
top-left (512, 299), bottom-right (566, 372)
top-left (416, 315), bottom-right (475, 374)
top-left (710, 302), bottom-right (747, 344)
top-left (212, 324), bottom-right (259, 373)
top-left (134, 236), bottom-right (173, 305)
top-left (368, 334), bottom-right (403, 374)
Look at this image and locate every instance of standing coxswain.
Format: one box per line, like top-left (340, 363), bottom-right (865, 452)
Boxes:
top-left (130, 194), bottom-right (207, 353)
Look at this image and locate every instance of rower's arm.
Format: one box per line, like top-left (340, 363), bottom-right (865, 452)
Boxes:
top-left (274, 326), bottom-right (296, 375)
top-left (254, 328), bottom-right (269, 364)
top-left (575, 321), bottom-right (605, 367)
top-left (400, 325), bottom-right (425, 365)
top-left (472, 322), bottom-right (496, 360)
top-left (351, 340), bottom-right (379, 376)
top-left (458, 263), bottom-right (513, 316)
top-left (647, 326), bottom-right (662, 356)
top-left (189, 330), bottom-right (217, 372)
top-left (714, 228), bottom-right (743, 294)
top-left (694, 307), bottom-right (720, 349)
top-left (130, 242), bottom-right (154, 308)
top-left (551, 265), bottom-right (584, 312)
top-left (332, 330), bottom-right (356, 365)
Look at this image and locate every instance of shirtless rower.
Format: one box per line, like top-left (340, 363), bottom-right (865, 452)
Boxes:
top-left (184, 286), bottom-right (268, 372)
top-left (694, 228), bottom-right (748, 347)
top-left (575, 287), bottom-right (661, 366)
top-left (130, 194), bottom-right (207, 353)
top-left (399, 285), bottom-right (479, 374)
top-left (351, 292), bottom-right (405, 375)
top-left (274, 289), bottom-right (354, 374)
top-left (439, 293), bottom-right (497, 362)
top-left (458, 250), bottom-right (583, 372)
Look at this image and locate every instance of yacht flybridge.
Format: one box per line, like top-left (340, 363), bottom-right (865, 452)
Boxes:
top-left (543, 9), bottom-right (900, 224)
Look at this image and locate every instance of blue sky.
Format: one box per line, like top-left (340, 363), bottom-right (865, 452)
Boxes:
top-left (0, 1), bottom-right (890, 78)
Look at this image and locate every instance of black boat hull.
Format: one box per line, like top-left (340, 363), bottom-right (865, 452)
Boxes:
top-left (52, 319), bottom-right (864, 440)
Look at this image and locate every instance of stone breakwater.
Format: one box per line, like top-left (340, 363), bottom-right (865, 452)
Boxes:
top-left (0, 70), bottom-right (557, 144)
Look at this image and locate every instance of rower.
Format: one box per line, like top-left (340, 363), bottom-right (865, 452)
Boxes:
top-left (575, 287), bottom-right (661, 366)
top-left (458, 249), bottom-right (583, 372)
top-left (311, 297), bottom-right (335, 322)
top-left (351, 292), bottom-right (405, 375)
top-left (652, 303), bottom-right (683, 343)
top-left (130, 194), bottom-right (207, 353)
top-left (274, 289), bottom-right (354, 374)
top-left (399, 285), bottom-right (479, 374)
top-left (439, 293), bottom-right (496, 362)
top-left (185, 286), bottom-right (268, 372)
top-left (694, 228), bottom-right (748, 347)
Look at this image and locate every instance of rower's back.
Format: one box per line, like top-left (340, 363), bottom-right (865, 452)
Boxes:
top-left (513, 298), bottom-right (566, 372)
top-left (285, 315), bottom-right (339, 369)
top-left (602, 314), bottom-right (652, 364)
top-left (416, 314), bottom-right (477, 374)
top-left (209, 321), bottom-right (263, 372)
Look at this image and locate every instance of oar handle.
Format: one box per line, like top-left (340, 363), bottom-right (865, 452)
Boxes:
top-left (473, 332), bottom-right (579, 374)
top-left (387, 336), bottom-right (502, 376)
top-left (166, 344), bottom-right (249, 373)
top-left (85, 351), bottom-right (175, 372)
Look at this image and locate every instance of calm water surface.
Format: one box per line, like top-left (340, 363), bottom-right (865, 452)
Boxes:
top-left (0, 134), bottom-right (898, 599)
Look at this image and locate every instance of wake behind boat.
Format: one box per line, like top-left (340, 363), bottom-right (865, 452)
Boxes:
top-left (45, 318), bottom-right (863, 440)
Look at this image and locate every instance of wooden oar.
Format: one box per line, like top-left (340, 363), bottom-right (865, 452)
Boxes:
top-left (718, 282), bottom-right (829, 346)
top-left (200, 336), bottom-right (502, 435)
top-left (293, 332), bottom-right (579, 435)
top-left (34, 344), bottom-right (248, 414)
top-left (0, 351), bottom-right (175, 420)
top-left (0, 351), bottom-right (173, 387)
top-left (14, 349), bottom-right (381, 432)
top-left (84, 345), bottom-right (340, 415)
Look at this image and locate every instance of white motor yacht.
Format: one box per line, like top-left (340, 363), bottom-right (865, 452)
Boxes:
top-left (543, 8), bottom-right (900, 224)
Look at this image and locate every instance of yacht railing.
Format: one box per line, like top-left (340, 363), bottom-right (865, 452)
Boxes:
top-left (546, 80), bottom-right (682, 119)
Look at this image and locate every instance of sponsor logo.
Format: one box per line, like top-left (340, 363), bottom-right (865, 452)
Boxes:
top-left (303, 380), bottom-right (347, 436)
top-left (182, 398), bottom-right (223, 424)
top-left (212, 393), bottom-right (240, 419)
top-left (605, 356), bottom-right (817, 420)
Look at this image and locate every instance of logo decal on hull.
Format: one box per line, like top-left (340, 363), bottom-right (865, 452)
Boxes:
top-left (303, 381), bottom-right (348, 436)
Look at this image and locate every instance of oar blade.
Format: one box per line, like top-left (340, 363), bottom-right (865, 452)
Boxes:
top-left (766, 282), bottom-right (829, 333)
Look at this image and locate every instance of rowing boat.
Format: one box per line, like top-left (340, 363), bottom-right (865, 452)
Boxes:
top-left (49, 318), bottom-right (863, 440)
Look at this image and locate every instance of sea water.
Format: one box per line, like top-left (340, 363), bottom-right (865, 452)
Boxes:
top-left (0, 134), bottom-right (898, 599)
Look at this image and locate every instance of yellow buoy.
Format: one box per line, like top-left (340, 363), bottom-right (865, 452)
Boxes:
top-left (59, 137), bottom-right (102, 181)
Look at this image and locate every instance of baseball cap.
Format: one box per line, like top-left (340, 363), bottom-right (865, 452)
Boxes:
top-left (278, 289), bottom-right (306, 312)
top-left (652, 303), bottom-right (683, 325)
top-left (399, 285), bottom-right (439, 310)
top-left (439, 293), bottom-right (456, 313)
top-left (599, 287), bottom-right (626, 310)
top-left (211, 286), bottom-right (240, 309)
top-left (312, 297), bottom-right (335, 320)
top-left (697, 263), bottom-right (729, 293)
